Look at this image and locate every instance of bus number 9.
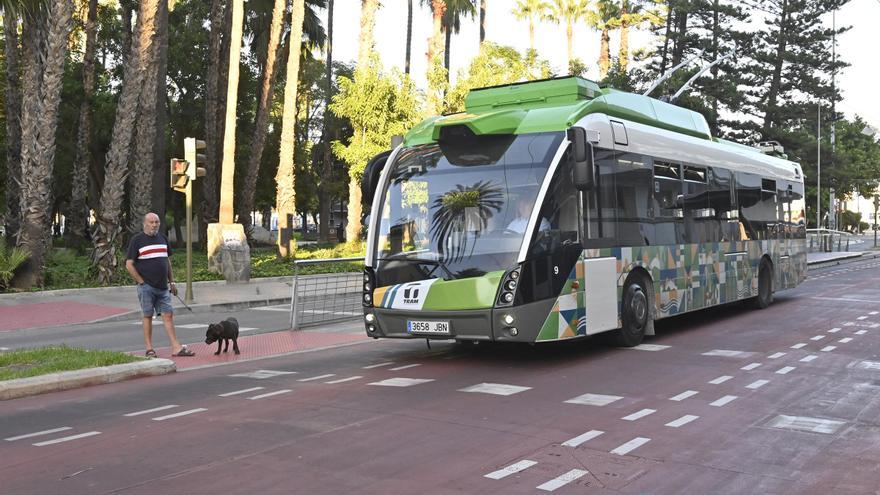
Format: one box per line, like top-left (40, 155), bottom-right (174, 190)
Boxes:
top-left (554, 266), bottom-right (559, 275)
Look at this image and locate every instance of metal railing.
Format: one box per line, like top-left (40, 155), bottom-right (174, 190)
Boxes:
top-left (289, 257), bottom-right (364, 330)
top-left (807, 228), bottom-right (853, 253)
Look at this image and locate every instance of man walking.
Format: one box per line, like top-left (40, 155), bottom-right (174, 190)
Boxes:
top-left (125, 212), bottom-right (195, 357)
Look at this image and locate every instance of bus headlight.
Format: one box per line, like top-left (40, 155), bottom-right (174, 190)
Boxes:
top-left (509, 327), bottom-right (518, 336)
top-left (502, 292), bottom-right (514, 303)
top-left (496, 266), bottom-right (522, 307)
top-left (502, 314), bottom-right (515, 325)
top-left (505, 280), bottom-right (517, 291)
top-left (363, 293), bottom-right (372, 304)
top-left (365, 313), bottom-right (375, 323)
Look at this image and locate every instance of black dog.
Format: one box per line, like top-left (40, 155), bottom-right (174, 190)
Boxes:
top-left (205, 317), bottom-right (240, 355)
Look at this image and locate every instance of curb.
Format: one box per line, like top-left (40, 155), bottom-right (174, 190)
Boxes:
top-left (92, 297), bottom-right (293, 324)
top-left (0, 358), bottom-right (176, 401)
top-left (808, 252), bottom-right (879, 269)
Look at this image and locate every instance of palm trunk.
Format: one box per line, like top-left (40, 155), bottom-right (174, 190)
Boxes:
top-left (427, 0), bottom-right (445, 68)
top-left (237, 0), bottom-right (286, 236)
top-left (275, 0), bottom-right (307, 257)
top-left (151, 0), bottom-right (170, 234)
top-left (201, 0), bottom-right (226, 245)
top-left (404, 0), bottom-right (412, 74)
top-left (218, 0), bottom-right (244, 225)
top-left (444, 26), bottom-right (451, 81)
top-left (4, 13), bottom-right (22, 245)
top-left (358, 0), bottom-right (379, 67)
top-left (128, 4), bottom-right (163, 236)
top-left (67, 0), bottom-right (98, 245)
top-left (619, 2), bottom-right (630, 72)
top-left (319, 0), bottom-right (335, 243)
top-left (566, 22), bottom-right (573, 67)
top-left (479, 0), bottom-right (486, 43)
top-left (15, 0), bottom-right (73, 289)
top-left (92, 0), bottom-right (159, 285)
top-left (528, 20), bottom-right (535, 52)
top-left (599, 28), bottom-right (610, 79)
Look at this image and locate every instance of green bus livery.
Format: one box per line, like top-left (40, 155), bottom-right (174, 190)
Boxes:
top-left (360, 76), bottom-right (806, 347)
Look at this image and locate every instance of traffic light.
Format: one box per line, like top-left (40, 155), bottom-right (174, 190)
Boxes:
top-left (170, 158), bottom-right (189, 193)
top-left (184, 137), bottom-right (207, 180)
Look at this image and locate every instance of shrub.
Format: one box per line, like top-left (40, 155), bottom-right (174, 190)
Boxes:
top-left (0, 238), bottom-right (29, 290)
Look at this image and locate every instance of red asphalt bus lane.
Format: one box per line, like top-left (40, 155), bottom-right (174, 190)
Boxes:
top-left (0, 301), bottom-right (130, 332)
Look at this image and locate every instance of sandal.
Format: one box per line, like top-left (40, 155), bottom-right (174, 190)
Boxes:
top-left (145, 349), bottom-right (157, 358)
top-left (173, 347), bottom-right (195, 357)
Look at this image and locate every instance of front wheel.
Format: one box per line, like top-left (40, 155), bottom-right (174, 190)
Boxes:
top-left (753, 259), bottom-right (774, 309)
top-left (613, 277), bottom-right (650, 347)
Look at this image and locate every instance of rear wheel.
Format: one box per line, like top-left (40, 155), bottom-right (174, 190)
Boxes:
top-left (613, 276), bottom-right (650, 347)
top-left (753, 259), bottom-right (774, 309)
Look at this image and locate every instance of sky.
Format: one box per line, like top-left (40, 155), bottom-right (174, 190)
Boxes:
top-left (318, 0), bottom-right (880, 131)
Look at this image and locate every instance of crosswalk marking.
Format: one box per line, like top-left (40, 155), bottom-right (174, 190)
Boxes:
top-left (800, 355), bottom-right (819, 362)
top-left (564, 393), bottom-right (623, 406)
top-left (810, 335), bottom-right (825, 341)
top-left (709, 376), bottom-right (733, 385)
top-left (741, 363), bottom-right (761, 371)
top-left (776, 366), bottom-right (795, 375)
top-left (855, 330), bottom-right (867, 335)
top-left (821, 346), bottom-right (837, 352)
top-left (610, 437), bottom-right (650, 455)
top-left (537, 469), bottom-right (589, 492)
top-left (839, 337), bottom-right (853, 343)
top-left (746, 379), bottom-right (769, 390)
top-left (666, 415), bottom-right (699, 428)
top-left (459, 383), bottom-right (531, 396)
top-left (768, 352), bottom-right (786, 359)
top-left (629, 344), bottom-right (670, 351)
top-left (790, 343), bottom-right (807, 349)
top-left (484, 460), bottom-right (537, 479)
top-left (828, 327), bottom-right (841, 333)
top-left (669, 390), bottom-right (699, 401)
top-left (562, 430), bottom-right (604, 447)
top-left (710, 395), bottom-right (738, 407)
top-left (622, 409), bottom-right (656, 421)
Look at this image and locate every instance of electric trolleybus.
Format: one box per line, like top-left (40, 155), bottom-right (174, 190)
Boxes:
top-left (359, 76), bottom-right (806, 347)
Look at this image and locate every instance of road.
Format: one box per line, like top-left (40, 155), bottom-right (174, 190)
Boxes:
top-left (2, 257), bottom-right (880, 494)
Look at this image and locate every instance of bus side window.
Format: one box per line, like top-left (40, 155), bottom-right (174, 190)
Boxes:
top-left (614, 153), bottom-right (652, 246)
top-left (682, 164), bottom-right (709, 244)
top-left (653, 160), bottom-right (683, 245)
top-left (736, 172), bottom-right (765, 240)
top-left (530, 158), bottom-right (579, 256)
top-left (707, 167), bottom-right (737, 242)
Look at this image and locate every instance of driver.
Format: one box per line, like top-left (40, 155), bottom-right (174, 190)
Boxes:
top-left (507, 196), bottom-right (550, 234)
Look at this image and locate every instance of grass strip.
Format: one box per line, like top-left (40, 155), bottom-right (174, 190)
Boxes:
top-left (0, 346), bottom-right (143, 381)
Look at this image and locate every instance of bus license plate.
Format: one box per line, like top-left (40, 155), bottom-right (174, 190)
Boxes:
top-left (407, 320), bottom-right (450, 335)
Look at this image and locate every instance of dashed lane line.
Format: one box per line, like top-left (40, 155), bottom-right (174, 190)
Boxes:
top-left (709, 376), bottom-right (733, 385)
top-left (776, 366), bottom-right (796, 375)
top-left (564, 393), bottom-right (624, 406)
top-left (219, 387), bottom-right (265, 397)
top-left (369, 378), bottom-right (434, 387)
top-left (746, 380), bottom-right (770, 390)
top-left (710, 395), bottom-right (738, 407)
top-left (562, 430), bottom-right (604, 447)
top-left (622, 409), bottom-right (656, 421)
top-left (790, 343), bottom-right (807, 349)
top-left (810, 335), bottom-right (826, 341)
top-left (123, 405), bottom-right (179, 417)
top-left (800, 355), bottom-right (819, 362)
top-left (768, 352), bottom-right (787, 359)
top-left (484, 460), bottom-right (537, 480)
top-left (298, 374), bottom-right (335, 382)
top-left (828, 328), bottom-right (841, 333)
top-left (629, 344), bottom-right (671, 351)
top-left (33, 431), bottom-right (101, 447)
top-left (839, 337), bottom-right (853, 343)
top-left (703, 349), bottom-right (752, 358)
top-left (362, 362), bottom-right (394, 369)
top-left (669, 390), bottom-right (699, 401)
top-left (666, 415), bottom-right (700, 428)
top-left (248, 390), bottom-right (291, 400)
top-left (537, 469), bottom-right (589, 492)
top-left (821, 346), bottom-right (837, 352)
top-left (325, 376), bottom-right (362, 384)
top-left (152, 408), bottom-right (207, 421)
top-left (855, 330), bottom-right (867, 335)
top-left (610, 437), bottom-right (651, 455)
top-left (389, 364), bottom-right (422, 371)
top-left (741, 363), bottom-right (761, 371)
top-left (459, 383), bottom-right (532, 396)
top-left (5, 427), bottom-right (72, 442)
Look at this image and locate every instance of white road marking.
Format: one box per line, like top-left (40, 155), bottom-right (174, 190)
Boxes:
top-left (252, 305), bottom-right (289, 311)
top-left (666, 415), bottom-right (700, 428)
top-left (362, 362), bottom-right (394, 369)
top-left (564, 393), bottom-right (623, 406)
top-left (669, 390), bottom-right (699, 401)
top-left (484, 460), bottom-right (537, 480)
top-left (298, 374), bottom-right (335, 382)
top-left (776, 366), bottom-right (796, 375)
top-left (828, 328), bottom-right (841, 333)
top-left (856, 361), bottom-right (880, 370)
top-left (248, 390), bottom-right (292, 400)
top-left (325, 376), bottom-right (362, 384)
top-left (741, 363), bottom-right (761, 371)
top-left (33, 431), bottom-right (101, 447)
top-left (459, 383), bottom-right (532, 396)
top-left (821, 346), bottom-right (837, 352)
top-left (810, 335), bottom-right (825, 341)
top-left (710, 395), bottom-right (738, 407)
top-left (767, 415), bottom-right (845, 434)
top-left (610, 437), bottom-right (651, 455)
top-left (152, 408), bottom-right (207, 421)
top-left (709, 376), bottom-right (733, 385)
top-left (857, 316), bottom-right (868, 320)
top-left (389, 364), bottom-right (422, 371)
top-left (872, 323), bottom-right (880, 328)
top-left (811, 297), bottom-right (880, 304)
top-left (369, 378), bottom-right (434, 387)
top-left (800, 355), bottom-right (819, 362)
top-left (746, 380), bottom-right (770, 389)
top-left (855, 330), bottom-right (868, 335)
top-left (703, 349), bottom-right (751, 357)
top-left (843, 322), bottom-right (855, 326)
top-left (537, 469), bottom-right (589, 492)
top-left (229, 370), bottom-right (297, 379)
top-left (562, 430), bottom-right (604, 447)
top-left (790, 343), bottom-right (807, 349)
top-left (219, 387), bottom-right (265, 397)
top-left (871, 311), bottom-right (879, 315)
top-left (0, 347), bottom-right (10, 351)
top-left (5, 427), bottom-right (72, 442)
top-left (839, 337), bottom-right (853, 343)
top-left (768, 352), bottom-right (787, 359)
top-left (629, 344), bottom-right (670, 351)
top-left (622, 409), bottom-right (656, 421)
top-left (123, 405), bottom-right (179, 417)
top-left (175, 323), bottom-right (207, 329)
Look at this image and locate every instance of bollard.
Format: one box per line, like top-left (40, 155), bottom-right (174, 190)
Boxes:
top-left (289, 263), bottom-right (300, 330)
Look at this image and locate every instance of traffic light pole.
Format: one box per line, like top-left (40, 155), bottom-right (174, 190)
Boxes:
top-left (185, 171), bottom-right (194, 304)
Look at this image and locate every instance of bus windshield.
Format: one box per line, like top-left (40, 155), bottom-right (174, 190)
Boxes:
top-left (374, 131), bottom-right (564, 282)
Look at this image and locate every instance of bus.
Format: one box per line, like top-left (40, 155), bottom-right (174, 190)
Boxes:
top-left (359, 76), bottom-right (806, 347)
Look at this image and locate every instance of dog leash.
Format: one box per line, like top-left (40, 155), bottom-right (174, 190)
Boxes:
top-left (173, 291), bottom-right (194, 312)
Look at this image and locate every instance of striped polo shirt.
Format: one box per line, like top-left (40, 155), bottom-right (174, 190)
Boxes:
top-left (126, 232), bottom-right (173, 290)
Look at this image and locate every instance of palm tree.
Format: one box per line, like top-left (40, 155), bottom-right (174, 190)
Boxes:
top-left (15, 0), bottom-right (74, 288)
top-left (237, 0), bottom-right (287, 236)
top-left (319, 0), bottom-right (335, 242)
top-left (422, 0), bottom-right (446, 73)
top-left (275, 0), bottom-right (307, 257)
top-left (442, 0), bottom-right (476, 80)
top-left (513, 0), bottom-right (549, 52)
top-left (3, 10), bottom-right (22, 245)
top-left (429, 181), bottom-right (503, 263)
top-left (545, 0), bottom-right (590, 69)
top-left (479, 0), bottom-right (487, 43)
top-left (92, 0), bottom-right (159, 285)
top-left (67, 0), bottom-right (99, 245)
top-left (587, 0), bottom-right (620, 80)
top-left (358, 0), bottom-right (380, 69)
top-left (617, 0), bottom-right (658, 72)
top-left (405, 0), bottom-right (413, 74)
top-left (218, 0), bottom-right (244, 225)
top-left (202, 0), bottom-right (226, 245)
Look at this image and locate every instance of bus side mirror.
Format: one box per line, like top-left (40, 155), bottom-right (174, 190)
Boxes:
top-left (568, 127), bottom-right (594, 191)
top-left (361, 150), bottom-right (392, 207)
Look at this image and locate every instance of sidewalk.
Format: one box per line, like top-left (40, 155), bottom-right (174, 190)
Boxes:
top-left (806, 250), bottom-right (879, 266)
top-left (0, 277), bottom-right (295, 332)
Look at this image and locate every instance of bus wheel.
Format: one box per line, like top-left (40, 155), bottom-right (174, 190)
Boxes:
top-left (615, 277), bottom-right (649, 347)
top-left (753, 259), bottom-right (774, 309)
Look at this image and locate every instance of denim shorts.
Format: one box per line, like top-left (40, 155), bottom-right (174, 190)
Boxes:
top-left (137, 283), bottom-right (173, 317)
